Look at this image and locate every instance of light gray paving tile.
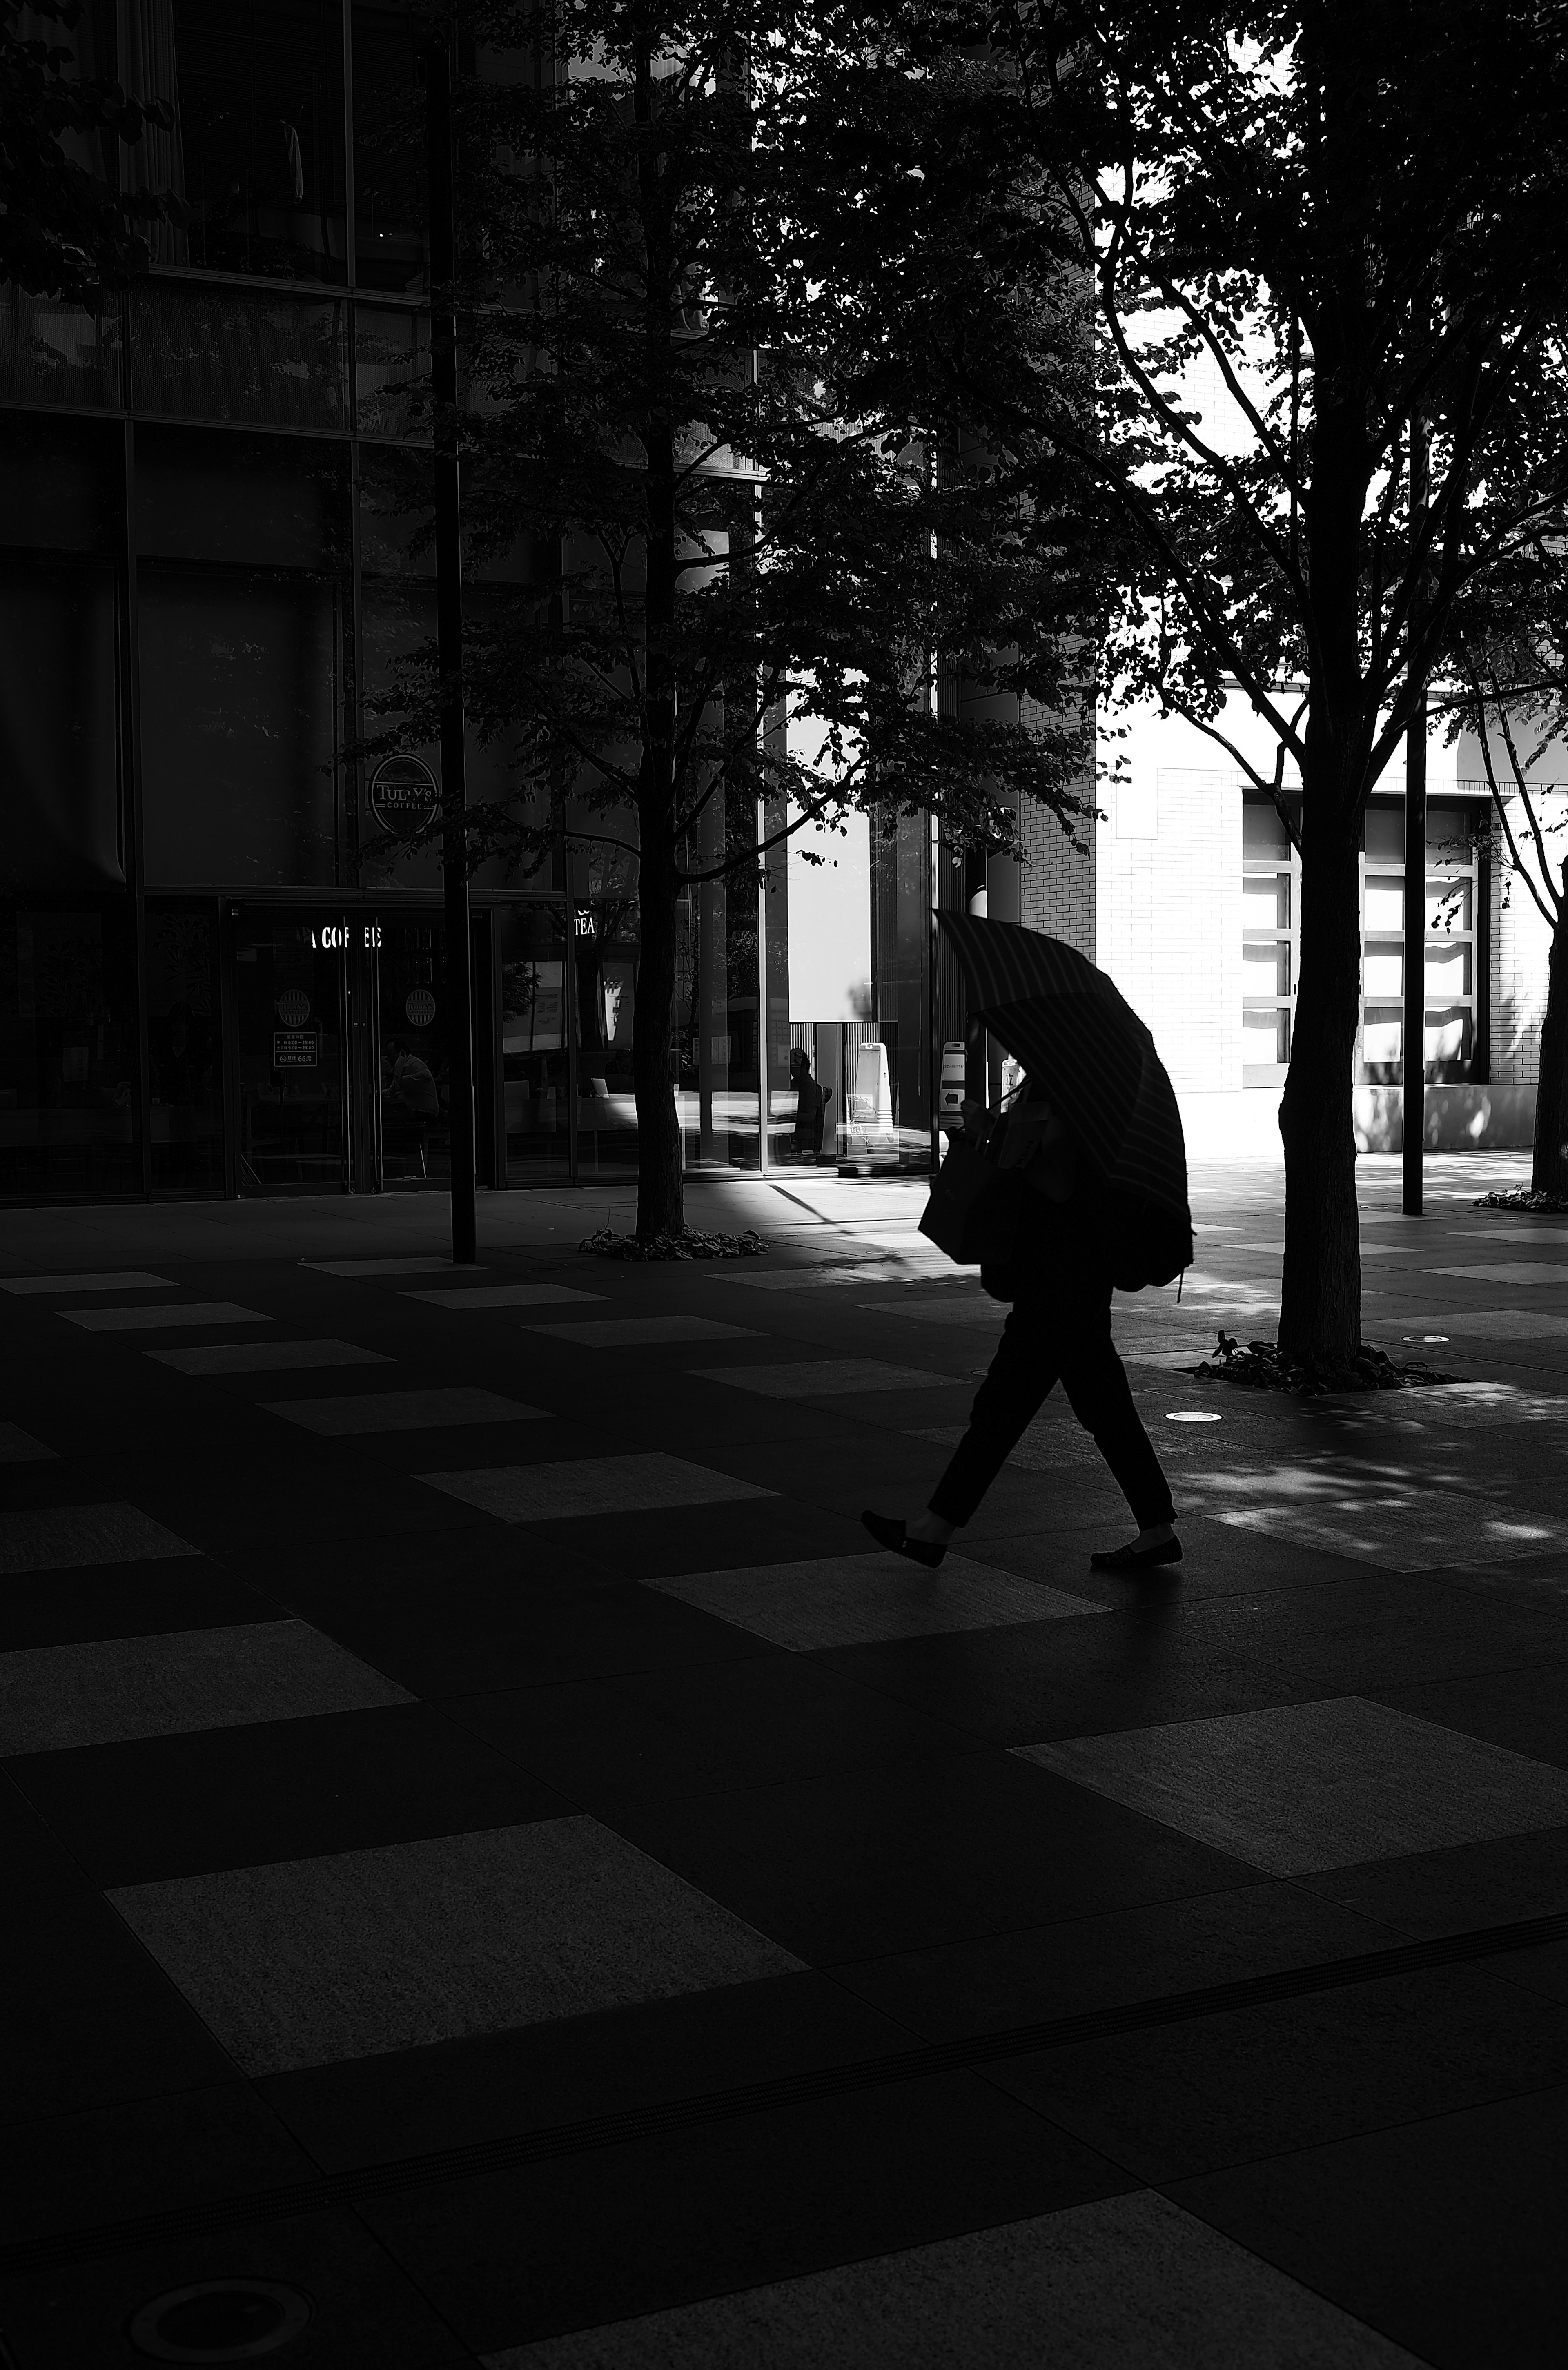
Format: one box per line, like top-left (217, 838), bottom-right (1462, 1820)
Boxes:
top-left (527, 1316), bottom-right (761, 1347)
top-left (149, 1339), bottom-right (392, 1375)
top-left (708, 1265), bottom-right (973, 1291)
top-left (1316, 1381), bottom-right (1568, 1430)
top-left (264, 1387), bottom-right (548, 1435)
top-left (1427, 1262), bottom-right (1568, 1285)
top-left (0, 1270), bottom-right (173, 1294)
top-left (110, 1817), bottom-right (802, 2074)
top-left (0, 1502), bottom-right (198, 1575)
top-left (861, 1295), bottom-right (1004, 1327)
top-left (0, 1620), bottom-right (410, 1753)
top-left (1018, 1697), bottom-right (1568, 1876)
top-left (304, 1256), bottom-right (488, 1277)
top-left (483, 2189), bottom-right (1425, 2369)
top-left (62, 1301), bottom-right (271, 1333)
top-left (404, 1283), bottom-right (604, 1310)
top-left (1452, 1225), bottom-right (1568, 1244)
top-left (1180, 1459), bottom-right (1565, 1567)
top-left (420, 1453), bottom-right (773, 1522)
top-left (0, 1422), bottom-right (56, 1463)
top-left (645, 1552), bottom-right (1104, 1649)
top-left (1390, 1308), bottom-right (1568, 1340)
top-left (690, 1359), bottom-right (955, 1398)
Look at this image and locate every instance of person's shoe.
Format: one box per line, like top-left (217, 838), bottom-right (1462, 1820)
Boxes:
top-left (862, 1510), bottom-right (946, 1568)
top-left (1090, 1537), bottom-right (1183, 1571)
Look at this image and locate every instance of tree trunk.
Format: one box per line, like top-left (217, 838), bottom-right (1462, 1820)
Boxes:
top-left (1278, 802), bottom-right (1363, 1359)
top-left (632, 818), bottom-right (685, 1236)
top-left (1530, 911), bottom-right (1568, 1197)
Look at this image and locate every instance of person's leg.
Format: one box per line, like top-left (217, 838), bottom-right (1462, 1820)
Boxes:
top-left (1060, 1326), bottom-right (1176, 1536)
top-left (917, 1302), bottom-right (1063, 1536)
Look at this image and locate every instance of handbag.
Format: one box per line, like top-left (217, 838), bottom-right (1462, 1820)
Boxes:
top-left (918, 1132), bottom-right (1025, 1267)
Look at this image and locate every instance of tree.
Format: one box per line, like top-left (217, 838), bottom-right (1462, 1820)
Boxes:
top-left (1, 0), bottom-right (177, 298)
top-left (1446, 534), bottom-right (1568, 1196)
top-left (401, 0), bottom-right (1101, 1239)
top-left (851, 0), bottom-right (1568, 1356)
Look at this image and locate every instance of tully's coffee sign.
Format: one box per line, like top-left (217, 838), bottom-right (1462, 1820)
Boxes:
top-left (369, 755), bottom-right (439, 840)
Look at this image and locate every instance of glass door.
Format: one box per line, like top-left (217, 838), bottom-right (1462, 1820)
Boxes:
top-left (232, 913), bottom-right (347, 1192)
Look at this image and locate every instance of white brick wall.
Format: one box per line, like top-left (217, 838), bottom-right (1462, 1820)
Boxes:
top-left (1491, 795), bottom-right (1557, 1085)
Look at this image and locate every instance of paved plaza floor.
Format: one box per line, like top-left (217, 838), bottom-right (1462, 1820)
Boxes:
top-left (1, 1152), bottom-right (1565, 2367)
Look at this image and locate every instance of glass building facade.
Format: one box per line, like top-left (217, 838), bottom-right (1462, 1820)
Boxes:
top-left (1, 5), bottom-right (947, 1203)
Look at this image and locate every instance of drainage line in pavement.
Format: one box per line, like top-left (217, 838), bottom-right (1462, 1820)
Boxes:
top-left (5, 1905), bottom-right (1564, 2279)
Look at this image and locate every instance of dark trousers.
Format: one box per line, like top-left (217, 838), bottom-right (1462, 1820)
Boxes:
top-left (928, 1266), bottom-right (1175, 1530)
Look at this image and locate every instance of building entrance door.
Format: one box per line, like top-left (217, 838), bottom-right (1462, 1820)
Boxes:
top-left (232, 910), bottom-right (451, 1194)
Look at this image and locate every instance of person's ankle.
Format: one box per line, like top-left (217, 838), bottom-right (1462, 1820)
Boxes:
top-left (907, 1511), bottom-right (956, 1545)
top-left (1134, 1521), bottom-right (1175, 1549)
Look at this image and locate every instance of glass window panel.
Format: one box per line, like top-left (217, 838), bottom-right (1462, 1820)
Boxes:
top-left (1428, 877), bottom-right (1472, 932)
top-left (354, 305), bottom-right (430, 438)
top-left (1425, 1009), bottom-right (1472, 1066)
top-left (147, 904), bottom-right (223, 1188)
top-left (1363, 804), bottom-right (1403, 861)
top-left (1425, 942), bottom-right (1472, 997)
top-left (574, 894), bottom-right (642, 1180)
top-left (499, 904), bottom-right (569, 1180)
top-left (234, 914), bottom-right (344, 1189)
top-left (156, 1), bottom-right (347, 283)
top-left (1242, 802), bottom-right (1290, 858)
top-left (0, 903), bottom-right (138, 1195)
top-left (0, 290), bottom-right (121, 407)
top-left (131, 283), bottom-right (347, 428)
top-left (1242, 942), bottom-right (1290, 996)
top-left (1363, 877), bottom-right (1403, 933)
top-left (1362, 1014), bottom-right (1403, 1067)
top-left (0, 411), bottom-right (118, 555)
top-left (140, 570), bottom-right (341, 887)
top-left (0, 557), bottom-right (120, 893)
top-left (1363, 944), bottom-right (1404, 998)
top-left (1242, 872), bottom-right (1289, 928)
top-left (136, 426), bottom-right (348, 569)
top-left (352, 2), bottom-right (430, 293)
top-left (1241, 1007), bottom-right (1290, 1062)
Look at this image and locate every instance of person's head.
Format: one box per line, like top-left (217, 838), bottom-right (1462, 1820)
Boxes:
top-left (790, 1047), bottom-right (809, 1080)
top-left (386, 1038), bottom-right (408, 1061)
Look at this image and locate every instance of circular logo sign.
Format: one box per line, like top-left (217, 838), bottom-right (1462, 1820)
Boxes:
top-left (405, 988), bottom-right (437, 1029)
top-left (369, 755), bottom-right (439, 840)
top-left (275, 989), bottom-right (311, 1027)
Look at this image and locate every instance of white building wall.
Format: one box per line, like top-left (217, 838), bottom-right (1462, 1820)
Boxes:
top-left (1490, 797), bottom-right (1556, 1090)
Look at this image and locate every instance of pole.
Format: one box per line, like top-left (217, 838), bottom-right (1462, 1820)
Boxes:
top-left (1402, 410), bottom-right (1428, 1218)
top-left (427, 28), bottom-right (477, 1262)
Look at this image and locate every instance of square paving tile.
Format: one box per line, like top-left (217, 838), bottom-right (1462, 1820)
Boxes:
top-left (1427, 1262), bottom-right (1568, 1285)
top-left (0, 1422), bottom-right (56, 1462)
top-left (420, 1454), bottom-right (774, 1522)
top-left (1390, 1308), bottom-right (1568, 1341)
top-left (1018, 1696), bottom-right (1568, 1875)
top-left (643, 1553), bottom-right (1105, 1650)
top-left (150, 1339), bottom-right (393, 1374)
top-left (0, 1502), bottom-right (198, 1575)
top-left (405, 1283), bottom-right (605, 1310)
top-left (481, 2187), bottom-right (1422, 2368)
top-left (62, 1301), bottom-right (271, 1332)
top-left (690, 1359), bottom-right (953, 1398)
top-left (109, 1816), bottom-right (803, 2073)
top-left (862, 1295), bottom-right (1004, 1328)
top-left (910, 1420), bottom-right (1105, 1473)
top-left (0, 1620), bottom-right (410, 1753)
top-left (263, 1388), bottom-right (548, 1435)
top-left (1179, 1457), bottom-right (1565, 1566)
top-left (0, 1270), bottom-right (173, 1294)
top-left (529, 1316), bottom-right (762, 1347)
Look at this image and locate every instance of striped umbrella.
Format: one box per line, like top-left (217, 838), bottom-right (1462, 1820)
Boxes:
top-left (939, 912), bottom-right (1191, 1238)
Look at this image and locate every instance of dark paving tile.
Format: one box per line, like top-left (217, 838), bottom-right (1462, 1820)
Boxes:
top-left (4, 2081), bottom-right (315, 2245)
top-left (445, 1654), bottom-right (984, 1807)
top-left (260, 1968), bottom-right (914, 2170)
top-left (988, 1961), bottom-right (1568, 2181)
top-left (302, 1580), bottom-right (766, 1694)
top-left (130, 1474), bottom-right (470, 1554)
top-left (0, 2209), bottom-right (468, 2370)
top-left (974, 1513), bottom-right (1376, 1604)
top-left (360, 2070), bottom-right (1131, 2355)
top-left (0, 1564), bottom-right (282, 1653)
top-left (813, 1609), bottom-right (1303, 1749)
top-left (608, 1753), bottom-right (1257, 1964)
top-left (1369, 1659), bottom-right (1568, 1767)
top-left (0, 1502), bottom-right (198, 1573)
top-left (518, 1497), bottom-right (872, 1582)
top-left (1169, 2084), bottom-right (1568, 2370)
top-left (11, 1704), bottom-right (575, 1886)
top-left (1296, 1824), bottom-right (1568, 1938)
top-left (835, 1880), bottom-right (1399, 2038)
top-left (0, 1769), bottom-right (94, 1903)
top-left (2, 1889), bottom-right (238, 2126)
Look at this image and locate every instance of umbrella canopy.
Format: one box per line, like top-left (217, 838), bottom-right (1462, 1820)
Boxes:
top-left (938, 911), bottom-right (1190, 1229)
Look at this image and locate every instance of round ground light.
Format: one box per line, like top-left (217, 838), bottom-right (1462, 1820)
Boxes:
top-left (128, 2281), bottom-right (311, 2363)
top-left (1165, 1410), bottom-right (1221, 1422)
